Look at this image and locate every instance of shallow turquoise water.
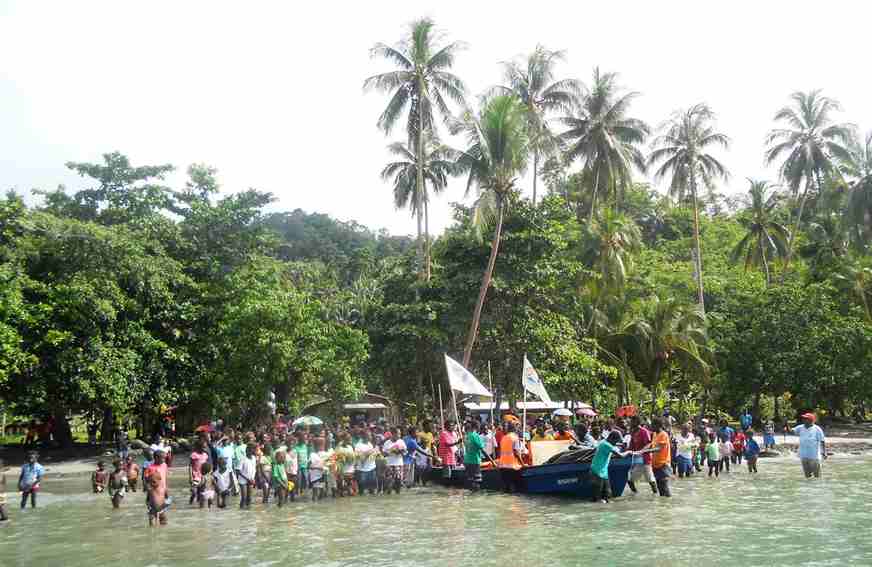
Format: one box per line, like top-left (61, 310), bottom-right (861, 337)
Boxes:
top-left (1, 455), bottom-right (871, 566)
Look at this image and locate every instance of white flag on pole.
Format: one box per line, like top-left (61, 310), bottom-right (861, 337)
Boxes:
top-left (444, 355), bottom-right (493, 398)
top-left (522, 355), bottom-right (552, 403)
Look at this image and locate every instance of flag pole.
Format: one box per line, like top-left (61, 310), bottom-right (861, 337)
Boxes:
top-left (488, 361), bottom-right (494, 426)
top-left (521, 354), bottom-right (527, 441)
top-left (438, 384), bottom-right (445, 428)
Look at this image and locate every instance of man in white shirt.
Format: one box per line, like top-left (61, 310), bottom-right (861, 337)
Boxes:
top-left (793, 413), bottom-right (826, 478)
top-left (382, 427), bottom-right (407, 494)
top-left (354, 432), bottom-right (377, 495)
top-left (675, 423), bottom-right (698, 478)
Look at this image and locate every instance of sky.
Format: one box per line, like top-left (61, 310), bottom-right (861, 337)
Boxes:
top-left (1, 1), bottom-right (870, 237)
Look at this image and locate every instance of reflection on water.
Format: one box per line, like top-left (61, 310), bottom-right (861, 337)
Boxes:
top-left (2, 456), bottom-right (872, 566)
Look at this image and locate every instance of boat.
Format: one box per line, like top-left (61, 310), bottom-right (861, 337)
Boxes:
top-left (428, 445), bottom-right (641, 498)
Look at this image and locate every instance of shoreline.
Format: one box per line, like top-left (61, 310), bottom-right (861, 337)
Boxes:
top-left (3, 432), bottom-right (870, 479)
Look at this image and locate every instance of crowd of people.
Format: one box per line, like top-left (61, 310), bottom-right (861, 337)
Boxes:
top-left (0, 409), bottom-right (828, 524)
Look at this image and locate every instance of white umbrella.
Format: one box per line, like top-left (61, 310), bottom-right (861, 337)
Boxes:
top-left (552, 408), bottom-right (573, 417)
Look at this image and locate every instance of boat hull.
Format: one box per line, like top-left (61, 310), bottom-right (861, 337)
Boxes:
top-left (428, 455), bottom-right (640, 498)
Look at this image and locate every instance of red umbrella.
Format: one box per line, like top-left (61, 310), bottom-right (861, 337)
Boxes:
top-left (195, 424), bottom-right (214, 433)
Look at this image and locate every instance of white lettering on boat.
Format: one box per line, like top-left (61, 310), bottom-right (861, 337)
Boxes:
top-left (556, 477), bottom-right (579, 485)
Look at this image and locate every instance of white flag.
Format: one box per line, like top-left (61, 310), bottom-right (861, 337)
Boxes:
top-left (522, 356), bottom-right (552, 403)
top-left (445, 355), bottom-right (493, 398)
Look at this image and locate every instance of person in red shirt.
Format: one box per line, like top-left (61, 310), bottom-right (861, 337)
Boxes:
top-left (437, 420), bottom-right (461, 479)
top-left (627, 416), bottom-right (656, 494)
top-left (732, 430), bottom-right (747, 465)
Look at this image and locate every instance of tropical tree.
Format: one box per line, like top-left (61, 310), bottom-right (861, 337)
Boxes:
top-left (729, 179), bottom-right (789, 285)
top-left (381, 135), bottom-right (457, 269)
top-left (625, 296), bottom-right (708, 410)
top-left (649, 103), bottom-right (730, 313)
top-left (364, 18), bottom-right (467, 280)
top-left (764, 90), bottom-right (853, 275)
top-left (454, 94), bottom-right (530, 367)
top-left (493, 45), bottom-right (583, 205)
top-left (843, 130), bottom-right (872, 245)
top-left (834, 260), bottom-right (872, 322)
top-left (560, 68), bottom-right (649, 221)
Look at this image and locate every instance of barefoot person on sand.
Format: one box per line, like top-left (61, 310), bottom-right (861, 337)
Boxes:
top-left (793, 413), bottom-right (826, 478)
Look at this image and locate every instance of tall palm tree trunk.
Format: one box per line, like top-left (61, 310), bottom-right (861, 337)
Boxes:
top-left (462, 197), bottom-right (506, 368)
top-left (532, 151), bottom-right (539, 205)
top-left (588, 167), bottom-right (601, 224)
top-left (424, 196), bottom-right (431, 279)
top-left (689, 167), bottom-right (706, 313)
top-left (780, 179), bottom-right (812, 283)
top-left (759, 238), bottom-right (771, 287)
top-left (416, 84), bottom-right (427, 281)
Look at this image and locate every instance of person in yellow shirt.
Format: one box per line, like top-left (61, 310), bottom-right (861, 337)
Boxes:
top-left (531, 425), bottom-right (553, 442)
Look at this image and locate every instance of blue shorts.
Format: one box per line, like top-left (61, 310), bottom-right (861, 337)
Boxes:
top-left (676, 455), bottom-right (692, 474)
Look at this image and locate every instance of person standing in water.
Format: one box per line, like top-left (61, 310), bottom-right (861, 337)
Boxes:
top-left (647, 418), bottom-right (672, 497)
top-left (108, 458), bottom-right (128, 508)
top-left (19, 451), bottom-right (43, 509)
top-left (0, 459), bottom-right (8, 521)
top-left (793, 413), bottom-right (826, 478)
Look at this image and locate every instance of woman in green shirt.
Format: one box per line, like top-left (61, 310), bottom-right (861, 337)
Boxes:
top-left (463, 421), bottom-right (486, 491)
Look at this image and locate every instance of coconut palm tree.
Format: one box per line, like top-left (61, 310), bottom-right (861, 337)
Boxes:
top-left (648, 103), bottom-right (730, 313)
top-left (559, 68), bottom-right (649, 221)
top-left (843, 130), bottom-right (872, 246)
top-left (381, 135), bottom-right (457, 266)
top-left (364, 18), bottom-right (467, 280)
top-left (729, 180), bottom-right (789, 286)
top-left (764, 90), bottom-right (853, 276)
top-left (625, 296), bottom-right (708, 412)
top-left (834, 260), bottom-right (872, 322)
top-left (493, 46), bottom-right (583, 205)
top-left (580, 208), bottom-right (642, 324)
top-left (454, 94), bottom-right (529, 367)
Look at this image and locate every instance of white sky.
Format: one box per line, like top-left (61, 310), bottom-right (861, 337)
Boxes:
top-left (1, 1), bottom-right (870, 237)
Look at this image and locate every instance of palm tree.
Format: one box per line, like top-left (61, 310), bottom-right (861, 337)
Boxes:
top-left (493, 46), bottom-right (583, 205)
top-left (364, 18), bottom-right (467, 280)
top-left (834, 260), bottom-right (872, 322)
top-left (381, 135), bottom-right (457, 267)
top-left (649, 103), bottom-right (730, 313)
top-left (764, 90), bottom-right (853, 276)
top-left (455, 94), bottom-right (529, 367)
top-left (843, 130), bottom-right (872, 245)
top-left (625, 296), bottom-right (708, 412)
top-left (729, 180), bottom-right (789, 286)
top-left (799, 215), bottom-right (849, 280)
top-left (580, 209), bottom-right (641, 331)
top-left (560, 68), bottom-right (649, 221)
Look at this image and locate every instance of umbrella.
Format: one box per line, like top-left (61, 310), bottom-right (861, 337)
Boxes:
top-left (503, 414), bottom-right (521, 424)
top-left (552, 408), bottom-right (573, 417)
top-left (577, 408), bottom-right (597, 417)
top-left (194, 424), bottom-right (214, 433)
top-left (292, 415), bottom-right (323, 427)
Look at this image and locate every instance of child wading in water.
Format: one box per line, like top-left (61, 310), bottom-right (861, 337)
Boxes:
top-left (125, 456), bottom-right (140, 492)
top-left (199, 462), bottom-right (215, 508)
top-left (308, 437), bottom-right (328, 501)
top-left (188, 441), bottom-right (209, 505)
top-left (108, 459), bottom-right (128, 508)
top-left (706, 433), bottom-right (720, 477)
top-left (237, 444), bottom-right (256, 509)
top-left (146, 470), bottom-right (171, 526)
top-left (272, 450), bottom-right (289, 507)
top-left (212, 457), bottom-right (234, 509)
top-left (92, 460), bottom-right (108, 493)
top-left (744, 428), bottom-right (761, 473)
top-left (19, 451), bottom-right (44, 509)
top-left (719, 436), bottom-right (732, 473)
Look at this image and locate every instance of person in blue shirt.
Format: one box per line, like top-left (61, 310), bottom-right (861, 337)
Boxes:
top-left (19, 451), bottom-right (44, 509)
top-left (717, 419), bottom-right (735, 443)
top-left (744, 428), bottom-right (761, 473)
top-left (402, 426), bottom-right (425, 488)
top-left (740, 410), bottom-right (753, 431)
top-left (589, 431), bottom-right (631, 503)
